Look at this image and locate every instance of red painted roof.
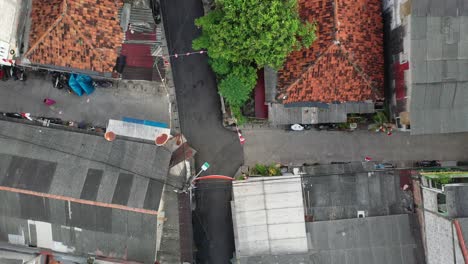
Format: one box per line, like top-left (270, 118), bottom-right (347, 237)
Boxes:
top-left (25, 0), bottom-right (124, 74)
top-left (277, 0), bottom-right (384, 103)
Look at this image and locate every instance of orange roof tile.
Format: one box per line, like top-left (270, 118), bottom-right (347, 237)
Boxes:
top-left (277, 0), bottom-right (384, 104)
top-left (25, 0), bottom-right (124, 74)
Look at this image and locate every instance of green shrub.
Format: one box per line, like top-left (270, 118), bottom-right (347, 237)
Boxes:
top-left (218, 64), bottom-right (257, 107)
top-left (267, 164), bottom-right (281, 176)
top-left (373, 111), bottom-right (389, 126)
top-left (251, 163), bottom-right (281, 176)
top-left (230, 105), bottom-right (247, 125)
top-left (252, 164), bottom-right (268, 176)
top-left (433, 174), bottom-right (453, 185)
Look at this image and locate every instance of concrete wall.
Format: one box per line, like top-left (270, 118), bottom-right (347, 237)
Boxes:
top-left (422, 188), bottom-right (439, 212)
top-left (413, 180), bottom-right (427, 259)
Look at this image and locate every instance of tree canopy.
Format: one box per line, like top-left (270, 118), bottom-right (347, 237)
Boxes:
top-left (193, 0), bottom-right (316, 69)
top-left (193, 0), bottom-right (316, 122)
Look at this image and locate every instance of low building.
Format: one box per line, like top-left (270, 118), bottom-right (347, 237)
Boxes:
top-left (12, 0), bottom-right (164, 81)
top-left (265, 0), bottom-right (384, 125)
top-left (383, 0), bottom-right (468, 134)
top-left (231, 163), bottom-right (425, 263)
top-left (0, 119), bottom-right (191, 263)
top-left (417, 170), bottom-right (468, 264)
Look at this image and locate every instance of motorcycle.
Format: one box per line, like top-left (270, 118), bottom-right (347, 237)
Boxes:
top-left (13, 66), bottom-right (26, 81)
top-left (416, 160), bottom-right (441, 168)
top-left (314, 123), bottom-right (339, 131)
top-left (51, 72), bottom-right (72, 93)
top-left (92, 80), bottom-right (113, 88)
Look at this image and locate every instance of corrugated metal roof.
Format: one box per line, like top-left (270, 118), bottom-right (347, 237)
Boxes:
top-left (268, 104), bottom-right (302, 125)
top-left (0, 120), bottom-right (171, 210)
top-left (237, 214), bottom-right (425, 264)
top-left (409, 6), bottom-right (468, 134)
top-left (304, 215), bottom-right (424, 264)
top-left (412, 0), bottom-right (468, 17)
top-left (269, 102), bottom-right (374, 125)
top-left (232, 176), bottom-right (308, 257)
top-left (264, 67), bottom-right (277, 103)
top-left (0, 120), bottom-right (172, 262)
top-left (0, 192), bottom-right (158, 263)
top-left (301, 170), bottom-right (411, 221)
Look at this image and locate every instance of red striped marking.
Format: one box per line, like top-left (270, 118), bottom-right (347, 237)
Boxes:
top-left (194, 175), bottom-right (234, 181)
top-left (0, 186), bottom-right (158, 215)
top-left (454, 219), bottom-right (468, 263)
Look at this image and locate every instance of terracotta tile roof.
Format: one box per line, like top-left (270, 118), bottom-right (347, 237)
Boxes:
top-left (25, 0), bottom-right (124, 74)
top-left (277, 0), bottom-right (384, 104)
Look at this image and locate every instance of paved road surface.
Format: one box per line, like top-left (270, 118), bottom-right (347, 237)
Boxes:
top-left (160, 0), bottom-right (243, 263)
top-left (0, 76), bottom-right (169, 127)
top-left (243, 129), bottom-right (468, 165)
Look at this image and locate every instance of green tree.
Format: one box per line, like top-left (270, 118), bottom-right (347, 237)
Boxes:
top-left (193, 0), bottom-right (316, 69)
top-left (218, 64), bottom-right (257, 107)
top-left (209, 57), bottom-right (232, 76)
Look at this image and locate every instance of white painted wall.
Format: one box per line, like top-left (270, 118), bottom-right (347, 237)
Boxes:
top-left (27, 220), bottom-right (75, 254)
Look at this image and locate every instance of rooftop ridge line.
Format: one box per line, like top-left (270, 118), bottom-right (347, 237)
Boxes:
top-left (24, 0), bottom-right (68, 58)
top-left (0, 185), bottom-right (158, 215)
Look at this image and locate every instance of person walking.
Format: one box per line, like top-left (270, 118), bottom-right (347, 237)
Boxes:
top-left (43, 98), bottom-right (56, 106)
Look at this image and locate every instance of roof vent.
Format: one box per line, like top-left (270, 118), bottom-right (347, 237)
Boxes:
top-left (357, 211), bottom-right (366, 218)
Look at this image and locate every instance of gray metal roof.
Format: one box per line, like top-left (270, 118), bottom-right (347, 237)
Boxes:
top-left (0, 120), bottom-right (172, 262)
top-left (0, 120), bottom-right (171, 210)
top-left (409, 5), bottom-right (468, 134)
top-left (269, 102), bottom-right (374, 125)
top-left (264, 67), bottom-right (278, 103)
top-left (0, 191), bottom-right (158, 263)
top-left (305, 214), bottom-right (424, 264)
top-left (301, 166), bottom-right (413, 221)
top-left (238, 215), bottom-right (425, 264)
top-left (412, 0), bottom-right (468, 17)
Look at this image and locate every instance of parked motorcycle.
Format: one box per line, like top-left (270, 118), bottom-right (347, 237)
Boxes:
top-left (51, 72), bottom-right (72, 92)
top-left (374, 163), bottom-right (396, 169)
top-left (314, 123), bottom-right (339, 131)
top-left (2, 112), bottom-right (23, 119)
top-left (11, 66), bottom-right (26, 81)
top-left (416, 160), bottom-right (441, 168)
top-left (92, 80), bottom-right (113, 88)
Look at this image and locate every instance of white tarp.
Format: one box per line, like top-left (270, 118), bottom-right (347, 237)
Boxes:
top-left (107, 119), bottom-right (171, 142)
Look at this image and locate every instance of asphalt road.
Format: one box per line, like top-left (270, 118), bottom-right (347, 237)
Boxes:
top-left (160, 0), bottom-right (242, 263)
top-left (243, 129), bottom-right (468, 165)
